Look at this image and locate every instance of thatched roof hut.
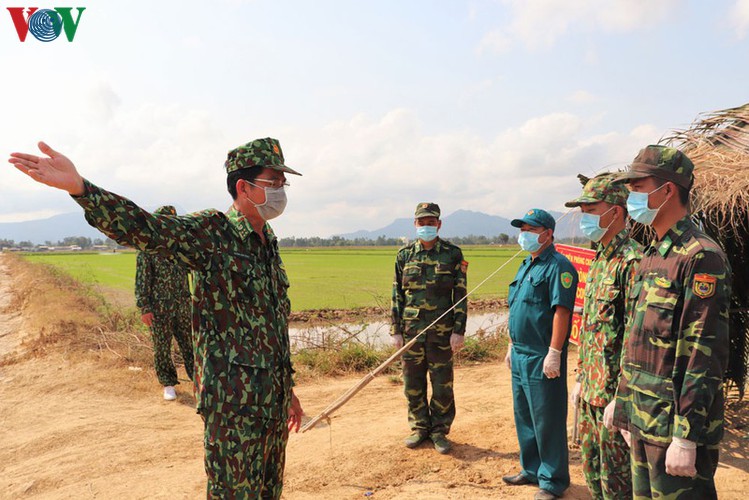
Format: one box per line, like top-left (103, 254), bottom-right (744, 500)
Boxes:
top-left (661, 103), bottom-right (749, 397)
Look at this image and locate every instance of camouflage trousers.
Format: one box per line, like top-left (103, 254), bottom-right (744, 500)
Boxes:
top-left (630, 434), bottom-right (719, 500)
top-left (150, 309), bottom-right (193, 387)
top-left (202, 407), bottom-right (289, 500)
top-left (402, 334), bottom-right (455, 435)
top-left (579, 400), bottom-right (631, 499)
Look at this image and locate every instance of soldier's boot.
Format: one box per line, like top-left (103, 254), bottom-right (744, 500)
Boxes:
top-left (431, 433), bottom-right (452, 454)
top-left (404, 431), bottom-right (428, 449)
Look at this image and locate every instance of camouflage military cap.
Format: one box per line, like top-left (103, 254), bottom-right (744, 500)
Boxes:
top-left (154, 205), bottom-right (177, 215)
top-left (614, 145), bottom-right (693, 189)
top-left (414, 202), bottom-right (441, 219)
top-left (511, 208), bottom-right (556, 231)
top-left (565, 172), bottom-right (628, 207)
top-left (224, 137), bottom-right (302, 176)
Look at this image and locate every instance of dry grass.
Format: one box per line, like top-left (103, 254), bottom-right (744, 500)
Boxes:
top-left (662, 103), bottom-right (749, 237)
top-left (1, 254), bottom-right (155, 370)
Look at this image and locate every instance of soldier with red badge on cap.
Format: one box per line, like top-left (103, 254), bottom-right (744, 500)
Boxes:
top-left (9, 138), bottom-right (304, 499)
top-left (391, 202), bottom-right (468, 455)
top-left (565, 174), bottom-right (642, 500)
top-left (608, 145), bottom-right (731, 500)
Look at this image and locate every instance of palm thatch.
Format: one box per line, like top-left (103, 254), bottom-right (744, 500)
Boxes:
top-left (662, 103), bottom-right (749, 397)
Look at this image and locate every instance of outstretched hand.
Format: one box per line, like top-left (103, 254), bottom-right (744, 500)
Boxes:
top-left (8, 141), bottom-right (85, 195)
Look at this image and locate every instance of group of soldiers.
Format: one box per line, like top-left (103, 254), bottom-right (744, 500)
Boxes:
top-left (8, 139), bottom-right (731, 500)
top-left (391, 145), bottom-right (731, 500)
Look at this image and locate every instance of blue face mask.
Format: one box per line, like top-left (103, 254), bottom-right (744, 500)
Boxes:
top-left (518, 230), bottom-right (545, 253)
top-left (627, 183), bottom-right (667, 226)
top-left (579, 207), bottom-right (615, 242)
top-left (416, 225), bottom-right (438, 242)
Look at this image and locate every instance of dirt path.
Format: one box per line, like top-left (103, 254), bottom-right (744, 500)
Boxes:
top-left (0, 255), bottom-right (24, 362)
top-left (1, 254), bottom-right (747, 499)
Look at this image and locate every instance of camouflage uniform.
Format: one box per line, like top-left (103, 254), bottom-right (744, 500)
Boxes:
top-left (613, 146), bottom-right (731, 500)
top-left (565, 175), bottom-right (642, 499)
top-left (135, 205), bottom-right (194, 387)
top-left (72, 138), bottom-right (300, 499)
top-left (391, 203), bottom-right (467, 437)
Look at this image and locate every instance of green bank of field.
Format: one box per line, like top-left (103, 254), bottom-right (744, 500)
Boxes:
top-left (22, 246), bottom-right (524, 311)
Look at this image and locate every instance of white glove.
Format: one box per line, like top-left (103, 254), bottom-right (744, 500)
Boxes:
top-left (603, 400), bottom-right (616, 430)
top-left (450, 333), bottom-right (464, 352)
top-left (619, 429), bottom-right (631, 448)
top-left (542, 347), bottom-right (561, 378)
top-left (504, 343), bottom-right (512, 370)
top-left (391, 334), bottom-right (404, 349)
top-left (570, 381), bottom-right (581, 407)
top-left (665, 437), bottom-right (697, 477)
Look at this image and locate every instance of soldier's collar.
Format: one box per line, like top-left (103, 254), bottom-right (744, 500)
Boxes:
top-left (651, 215), bottom-right (694, 258)
top-left (598, 229), bottom-right (628, 260)
top-left (535, 243), bottom-right (555, 262)
top-left (415, 237), bottom-right (441, 253)
top-left (226, 206), bottom-right (274, 243)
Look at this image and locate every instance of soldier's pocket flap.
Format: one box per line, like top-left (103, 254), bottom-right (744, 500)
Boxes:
top-left (435, 263), bottom-right (454, 274)
top-left (529, 275), bottom-right (546, 287)
top-left (404, 265), bottom-right (422, 276)
top-left (595, 285), bottom-right (620, 302)
top-left (628, 369), bottom-right (674, 401)
top-left (403, 307), bottom-right (420, 320)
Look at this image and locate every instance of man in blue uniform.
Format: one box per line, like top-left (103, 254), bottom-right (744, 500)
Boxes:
top-left (502, 208), bottom-right (578, 500)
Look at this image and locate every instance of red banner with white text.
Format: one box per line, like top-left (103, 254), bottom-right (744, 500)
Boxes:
top-left (555, 244), bottom-right (596, 346)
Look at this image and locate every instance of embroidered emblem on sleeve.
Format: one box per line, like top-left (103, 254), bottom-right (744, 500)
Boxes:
top-left (693, 273), bottom-right (717, 299)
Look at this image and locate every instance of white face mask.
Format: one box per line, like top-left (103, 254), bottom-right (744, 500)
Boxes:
top-left (246, 183), bottom-right (287, 220)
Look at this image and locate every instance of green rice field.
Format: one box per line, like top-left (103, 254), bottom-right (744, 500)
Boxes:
top-left (23, 246), bottom-right (525, 311)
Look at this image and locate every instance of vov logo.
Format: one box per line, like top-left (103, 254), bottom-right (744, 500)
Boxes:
top-left (7, 7), bottom-right (86, 42)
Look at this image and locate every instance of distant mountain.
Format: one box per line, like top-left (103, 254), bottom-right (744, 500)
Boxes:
top-left (0, 205), bottom-right (188, 245)
top-left (0, 212), bottom-right (107, 244)
top-left (337, 209), bottom-right (581, 239)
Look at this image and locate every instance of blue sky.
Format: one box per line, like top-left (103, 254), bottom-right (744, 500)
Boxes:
top-left (2, 0), bottom-right (748, 237)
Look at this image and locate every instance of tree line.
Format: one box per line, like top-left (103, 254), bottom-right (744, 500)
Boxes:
top-left (278, 234), bottom-right (514, 247)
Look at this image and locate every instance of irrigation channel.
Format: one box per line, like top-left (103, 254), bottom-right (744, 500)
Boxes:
top-left (288, 311), bottom-right (509, 350)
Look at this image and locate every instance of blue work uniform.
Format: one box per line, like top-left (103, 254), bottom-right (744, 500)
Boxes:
top-left (508, 244), bottom-right (577, 496)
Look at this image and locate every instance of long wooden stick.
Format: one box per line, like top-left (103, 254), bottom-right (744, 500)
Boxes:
top-left (301, 248), bottom-right (524, 433)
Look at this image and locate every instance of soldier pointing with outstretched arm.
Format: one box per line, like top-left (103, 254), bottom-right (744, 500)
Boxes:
top-left (9, 139), bottom-right (304, 499)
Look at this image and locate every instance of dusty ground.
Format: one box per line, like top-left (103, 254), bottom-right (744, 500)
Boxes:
top-left (1, 254), bottom-right (747, 499)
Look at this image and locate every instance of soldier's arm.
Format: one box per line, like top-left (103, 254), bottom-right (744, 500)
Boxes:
top-left (609, 255), bottom-right (641, 428)
top-left (672, 250), bottom-right (731, 443)
top-left (10, 142), bottom-right (215, 268)
top-left (452, 249), bottom-right (468, 335)
top-left (134, 252), bottom-right (153, 314)
top-left (616, 254), bottom-right (641, 379)
top-left (73, 180), bottom-right (216, 270)
top-left (391, 252), bottom-right (405, 335)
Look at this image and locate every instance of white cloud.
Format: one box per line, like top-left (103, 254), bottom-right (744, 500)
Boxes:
top-left (730, 0), bottom-right (749, 39)
top-left (477, 29), bottom-right (513, 55)
top-left (0, 104), bottom-right (664, 238)
top-left (482, 0), bottom-right (683, 51)
top-left (271, 110), bottom-right (661, 237)
top-left (567, 90), bottom-right (599, 104)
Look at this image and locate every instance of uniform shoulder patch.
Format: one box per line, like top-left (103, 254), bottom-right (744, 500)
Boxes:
top-left (561, 271), bottom-right (574, 289)
top-left (693, 273), bottom-right (717, 299)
